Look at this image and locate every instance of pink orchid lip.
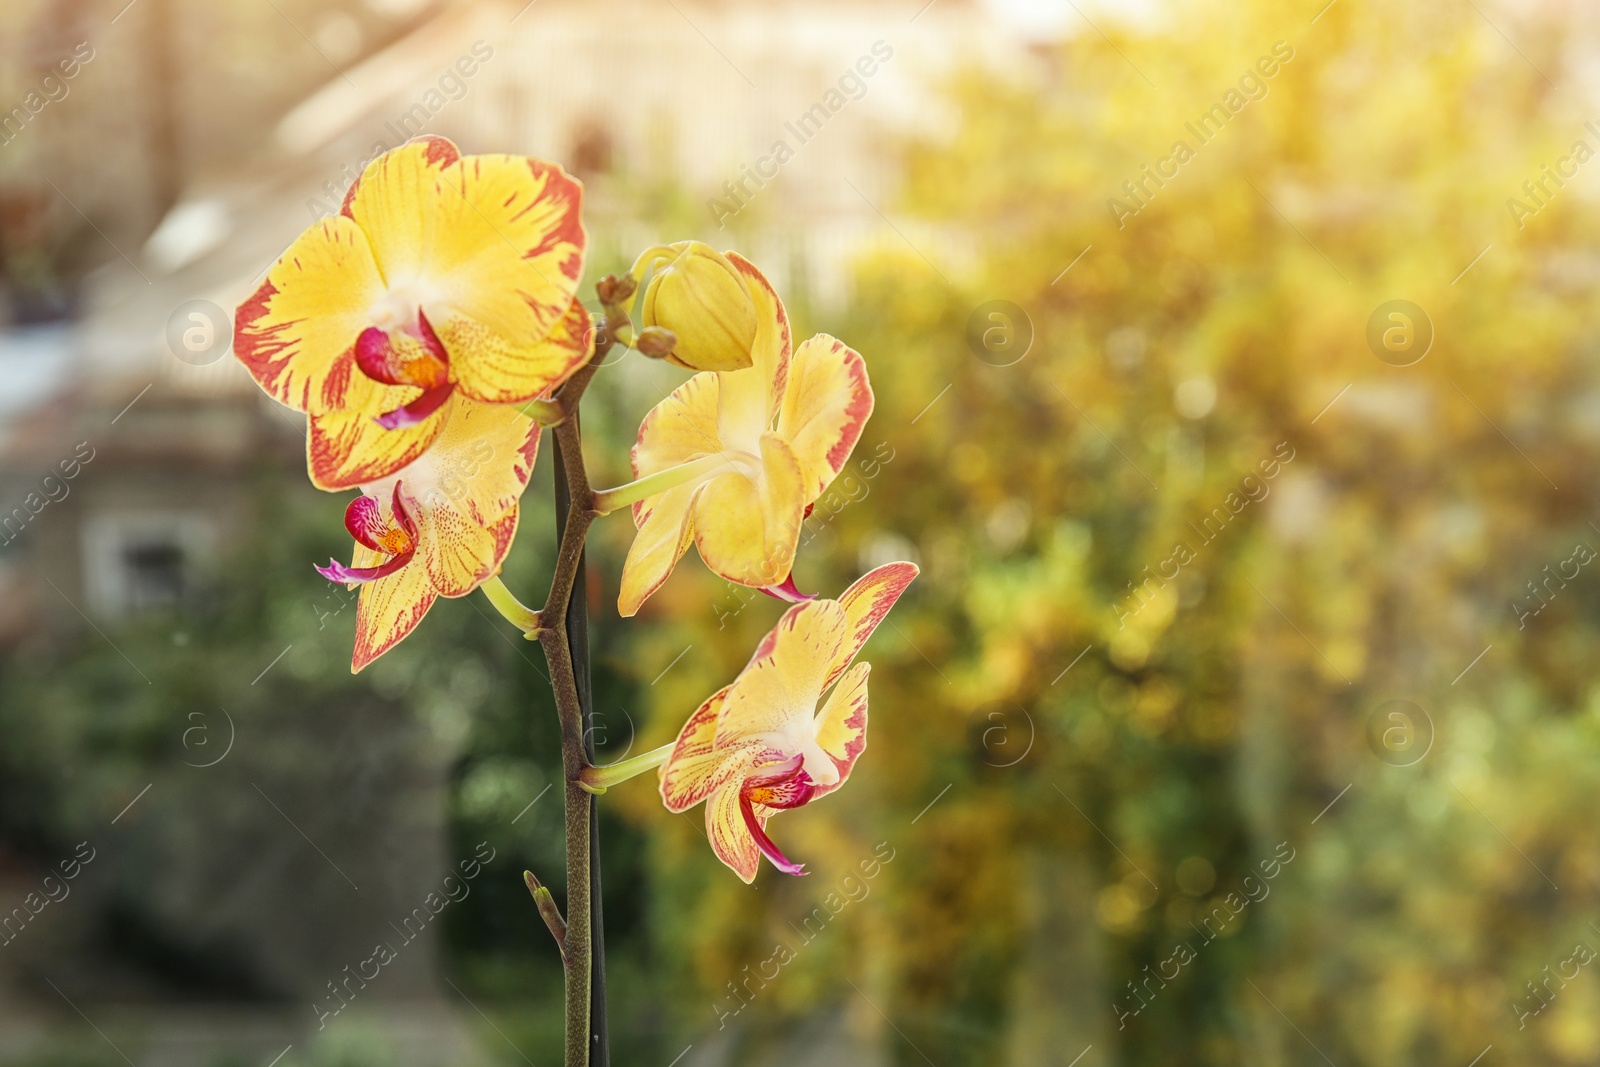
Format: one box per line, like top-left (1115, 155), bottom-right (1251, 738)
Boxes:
top-left (739, 754), bottom-right (816, 877)
top-left (375, 382), bottom-right (453, 429)
top-left (760, 574), bottom-right (816, 603)
top-left (318, 483), bottom-right (417, 585)
top-left (315, 552), bottom-right (411, 585)
top-left (355, 310), bottom-right (449, 388)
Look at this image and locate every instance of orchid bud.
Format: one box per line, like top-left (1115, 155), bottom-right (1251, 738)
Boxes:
top-left (596, 272), bottom-right (636, 307)
top-left (635, 326), bottom-right (678, 360)
top-left (631, 242), bottom-right (757, 372)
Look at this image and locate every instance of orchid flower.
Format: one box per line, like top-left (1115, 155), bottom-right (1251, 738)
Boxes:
top-left (656, 562), bottom-right (918, 882)
top-left (599, 253), bottom-right (873, 616)
top-left (316, 394), bottom-right (540, 672)
top-left (234, 136), bottom-right (590, 491)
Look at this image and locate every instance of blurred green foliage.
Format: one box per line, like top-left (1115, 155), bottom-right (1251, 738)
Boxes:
top-left (619, 0), bottom-right (1600, 1064)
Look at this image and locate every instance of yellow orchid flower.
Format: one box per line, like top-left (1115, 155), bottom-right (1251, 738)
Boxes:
top-left (234, 136), bottom-right (591, 492)
top-left (315, 394), bottom-right (541, 672)
top-left (657, 562), bottom-right (918, 882)
top-left (602, 253), bottom-right (874, 616)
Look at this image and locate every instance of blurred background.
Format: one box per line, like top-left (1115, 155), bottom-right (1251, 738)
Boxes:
top-left (2, 0), bottom-right (1599, 1063)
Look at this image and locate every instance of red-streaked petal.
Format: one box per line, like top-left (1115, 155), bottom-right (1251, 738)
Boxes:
top-left (776, 334), bottom-right (873, 500)
top-left (658, 686), bottom-right (784, 814)
top-left (822, 561), bottom-right (920, 691)
top-left (346, 144), bottom-right (586, 373)
top-left (437, 295), bottom-right (595, 406)
top-left (739, 791), bottom-right (807, 877)
top-left (714, 599), bottom-right (847, 747)
top-left (707, 781), bottom-right (762, 884)
top-left (659, 684), bottom-right (735, 812)
top-left (233, 216), bottom-right (402, 417)
top-left (350, 553), bottom-right (437, 673)
top-left (810, 661), bottom-right (870, 802)
top-left (408, 496), bottom-right (519, 598)
top-left (380, 397), bottom-right (538, 597)
top-left (376, 383), bottom-right (454, 429)
top-left (341, 135), bottom-right (462, 217)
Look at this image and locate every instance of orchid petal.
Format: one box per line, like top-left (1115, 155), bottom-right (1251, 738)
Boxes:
top-left (308, 402), bottom-right (446, 491)
top-left (660, 684), bottom-right (736, 812)
top-left (437, 296), bottom-right (595, 406)
top-left (234, 216), bottom-right (405, 417)
top-left (715, 599), bottom-right (847, 747)
top-left (809, 661), bottom-right (870, 801)
top-left (350, 552), bottom-right (438, 673)
top-left (823, 562), bottom-right (920, 691)
top-left (691, 433), bottom-right (806, 590)
top-left (713, 253), bottom-right (790, 455)
top-left (344, 141), bottom-right (587, 400)
top-left (631, 373), bottom-right (724, 515)
top-left (379, 398), bottom-right (537, 597)
top-left (777, 334), bottom-right (873, 499)
top-left (617, 482), bottom-right (701, 618)
top-left (707, 781), bottom-right (762, 884)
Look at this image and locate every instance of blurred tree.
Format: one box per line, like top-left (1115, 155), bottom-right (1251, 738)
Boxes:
top-left (615, 0), bottom-right (1600, 1064)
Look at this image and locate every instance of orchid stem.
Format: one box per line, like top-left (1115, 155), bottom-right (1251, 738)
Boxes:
top-left (591, 453), bottom-right (736, 516)
top-left (533, 289), bottom-right (632, 1067)
top-left (481, 576), bottom-right (542, 637)
top-left (578, 742), bottom-right (674, 794)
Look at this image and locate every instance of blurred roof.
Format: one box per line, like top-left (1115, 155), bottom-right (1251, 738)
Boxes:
top-left (4, 0), bottom-right (1046, 453)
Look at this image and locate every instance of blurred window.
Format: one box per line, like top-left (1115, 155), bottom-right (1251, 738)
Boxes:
top-left (82, 512), bottom-right (214, 618)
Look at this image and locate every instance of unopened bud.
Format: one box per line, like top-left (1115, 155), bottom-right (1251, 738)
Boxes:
top-left (635, 326), bottom-right (678, 360)
top-left (596, 273), bottom-right (637, 307)
top-left (630, 241), bottom-right (757, 372)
